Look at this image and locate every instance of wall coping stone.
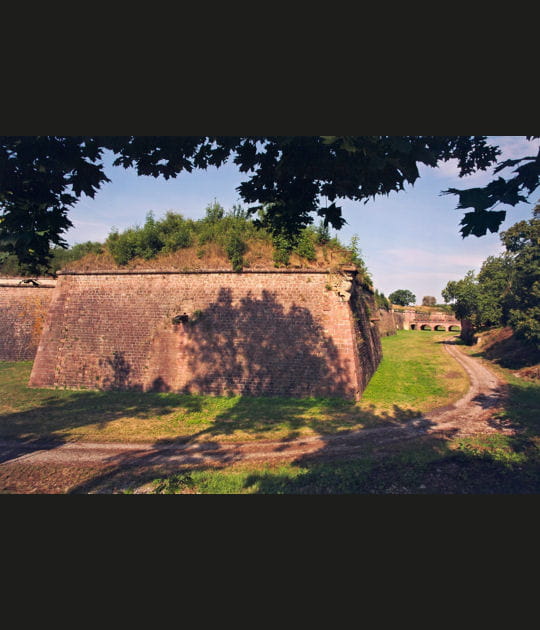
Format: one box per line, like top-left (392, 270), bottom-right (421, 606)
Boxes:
top-left (57, 269), bottom-right (341, 276)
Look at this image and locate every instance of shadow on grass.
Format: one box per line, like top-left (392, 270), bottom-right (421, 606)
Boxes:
top-left (2, 372), bottom-right (537, 494)
top-left (62, 377), bottom-right (539, 494)
top-left (0, 353), bottom-right (425, 464)
top-left (0, 383), bottom-right (205, 455)
top-left (434, 336), bottom-right (461, 345)
top-left (5, 355), bottom-right (536, 494)
top-left (488, 380), bottom-right (540, 436)
top-left (63, 422), bottom-right (540, 494)
top-left (4, 397), bottom-right (430, 493)
top-left (238, 440), bottom-right (540, 494)
top-left (0, 394), bottom-right (434, 493)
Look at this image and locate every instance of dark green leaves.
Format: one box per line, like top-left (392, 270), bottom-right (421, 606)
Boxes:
top-left (444, 144), bottom-right (540, 238)
top-left (317, 202), bottom-right (346, 230)
top-left (459, 210), bottom-right (507, 237)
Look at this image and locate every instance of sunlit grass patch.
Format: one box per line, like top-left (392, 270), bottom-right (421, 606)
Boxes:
top-left (360, 331), bottom-right (468, 415)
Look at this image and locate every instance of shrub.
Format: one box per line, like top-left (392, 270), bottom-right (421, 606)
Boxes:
top-left (294, 228), bottom-right (317, 261)
top-left (272, 234), bottom-right (294, 267)
top-left (347, 235), bottom-right (373, 286)
top-left (107, 228), bottom-right (139, 266)
top-left (136, 213), bottom-right (164, 259)
top-left (225, 233), bottom-right (248, 272)
top-left (105, 204), bottom-right (270, 271)
top-left (204, 200), bottom-right (225, 222)
top-left (375, 290), bottom-right (391, 311)
top-left (158, 212), bottom-right (194, 252)
top-left (315, 221), bottom-right (331, 244)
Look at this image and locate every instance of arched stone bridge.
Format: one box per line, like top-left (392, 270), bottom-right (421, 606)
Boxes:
top-left (400, 310), bottom-right (461, 332)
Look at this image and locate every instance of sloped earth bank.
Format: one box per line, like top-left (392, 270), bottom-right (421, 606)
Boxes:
top-left (0, 338), bottom-right (514, 493)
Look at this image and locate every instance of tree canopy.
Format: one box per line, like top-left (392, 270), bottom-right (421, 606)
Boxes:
top-left (443, 203), bottom-right (540, 346)
top-left (389, 289), bottom-right (416, 306)
top-left (1, 136), bottom-right (539, 274)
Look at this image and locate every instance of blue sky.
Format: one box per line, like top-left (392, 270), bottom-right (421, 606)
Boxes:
top-left (65, 136), bottom-right (540, 303)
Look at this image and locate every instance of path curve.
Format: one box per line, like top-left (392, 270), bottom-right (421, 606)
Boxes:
top-left (0, 337), bottom-right (514, 477)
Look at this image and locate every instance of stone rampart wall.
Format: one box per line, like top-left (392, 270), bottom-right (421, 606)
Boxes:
top-left (30, 270), bottom-right (382, 400)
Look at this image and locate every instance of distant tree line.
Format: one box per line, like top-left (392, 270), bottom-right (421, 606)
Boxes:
top-left (442, 203), bottom-right (540, 347)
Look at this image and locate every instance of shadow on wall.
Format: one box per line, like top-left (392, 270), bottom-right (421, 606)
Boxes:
top-left (99, 351), bottom-right (138, 390)
top-left (146, 287), bottom-right (357, 399)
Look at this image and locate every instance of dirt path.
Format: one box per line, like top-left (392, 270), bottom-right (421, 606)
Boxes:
top-left (0, 339), bottom-right (513, 493)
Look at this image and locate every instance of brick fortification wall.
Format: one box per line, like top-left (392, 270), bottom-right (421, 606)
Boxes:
top-left (376, 309), bottom-right (407, 337)
top-left (394, 311), bottom-right (406, 330)
top-left (0, 278), bottom-right (56, 360)
top-left (29, 270), bottom-right (382, 400)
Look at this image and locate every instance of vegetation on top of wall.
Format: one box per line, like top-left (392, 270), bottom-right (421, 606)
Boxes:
top-left (102, 202), bottom-right (373, 279)
top-left (0, 201), bottom-right (375, 291)
top-left (345, 235), bottom-right (373, 289)
top-left (434, 304), bottom-right (455, 315)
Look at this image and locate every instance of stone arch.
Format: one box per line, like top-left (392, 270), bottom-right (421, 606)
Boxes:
top-left (434, 324), bottom-right (446, 331)
top-left (420, 324), bottom-right (431, 331)
top-left (449, 324), bottom-right (461, 331)
top-left (410, 324), bottom-right (416, 330)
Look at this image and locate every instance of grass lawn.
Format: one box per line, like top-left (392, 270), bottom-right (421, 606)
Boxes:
top-left (361, 330), bottom-right (468, 413)
top-left (0, 331), bottom-right (466, 445)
